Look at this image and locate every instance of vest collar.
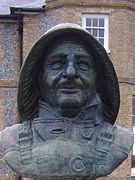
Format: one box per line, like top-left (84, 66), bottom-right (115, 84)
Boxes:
top-left (35, 94), bottom-right (103, 126)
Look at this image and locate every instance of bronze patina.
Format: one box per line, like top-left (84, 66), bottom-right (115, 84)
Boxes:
top-left (0, 23), bottom-right (133, 180)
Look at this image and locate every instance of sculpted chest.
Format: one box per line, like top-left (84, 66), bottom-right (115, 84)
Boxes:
top-left (1, 119), bottom-right (121, 179)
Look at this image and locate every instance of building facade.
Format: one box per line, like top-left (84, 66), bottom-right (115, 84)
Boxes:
top-left (0, 0), bottom-right (134, 179)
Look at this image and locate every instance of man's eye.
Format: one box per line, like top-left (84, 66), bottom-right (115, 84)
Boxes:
top-left (77, 60), bottom-right (90, 71)
top-left (49, 60), bottom-right (65, 70)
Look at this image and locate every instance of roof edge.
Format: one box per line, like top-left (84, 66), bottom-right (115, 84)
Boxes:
top-left (10, 6), bottom-right (45, 15)
top-left (45, 0), bottom-right (135, 11)
top-left (0, 14), bottom-right (18, 22)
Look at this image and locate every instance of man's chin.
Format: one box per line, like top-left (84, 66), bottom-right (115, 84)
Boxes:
top-left (56, 97), bottom-right (83, 109)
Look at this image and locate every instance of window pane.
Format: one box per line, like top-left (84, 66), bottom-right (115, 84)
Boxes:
top-left (99, 38), bottom-right (104, 46)
top-left (86, 28), bottom-right (91, 33)
top-left (133, 116), bottom-right (135, 126)
top-left (92, 29), bottom-right (97, 37)
top-left (86, 18), bottom-right (91, 26)
top-left (99, 19), bottom-right (104, 27)
top-left (132, 155), bottom-right (135, 167)
top-left (99, 29), bottom-right (104, 37)
top-left (93, 18), bottom-right (98, 27)
top-left (133, 97), bottom-right (135, 115)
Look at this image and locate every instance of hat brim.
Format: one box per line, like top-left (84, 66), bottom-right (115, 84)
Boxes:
top-left (17, 23), bottom-right (120, 124)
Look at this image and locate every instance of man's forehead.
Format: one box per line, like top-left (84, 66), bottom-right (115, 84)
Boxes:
top-left (46, 38), bottom-right (91, 57)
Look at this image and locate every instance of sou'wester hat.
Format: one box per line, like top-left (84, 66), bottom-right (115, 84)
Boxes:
top-left (17, 23), bottom-right (120, 125)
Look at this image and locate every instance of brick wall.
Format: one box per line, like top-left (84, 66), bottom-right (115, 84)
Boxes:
top-left (0, 22), bottom-right (20, 179)
top-left (133, 17), bottom-right (135, 77)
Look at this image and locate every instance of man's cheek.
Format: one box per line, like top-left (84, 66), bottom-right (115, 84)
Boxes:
top-left (45, 76), bottom-right (59, 90)
top-left (80, 73), bottom-right (92, 86)
top-left (86, 72), bottom-right (96, 85)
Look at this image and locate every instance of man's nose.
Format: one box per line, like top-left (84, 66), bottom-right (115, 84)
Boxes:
top-left (63, 63), bottom-right (78, 79)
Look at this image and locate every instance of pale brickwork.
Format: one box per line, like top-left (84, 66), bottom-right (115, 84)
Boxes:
top-left (23, 15), bottom-right (40, 61)
top-left (0, 0), bottom-right (135, 179)
top-left (0, 21), bottom-right (20, 178)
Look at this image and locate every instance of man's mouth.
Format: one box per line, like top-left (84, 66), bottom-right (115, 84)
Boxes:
top-left (57, 84), bottom-right (82, 94)
top-left (59, 88), bottom-right (80, 94)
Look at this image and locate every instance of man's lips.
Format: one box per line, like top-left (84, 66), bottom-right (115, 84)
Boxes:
top-left (58, 88), bottom-right (80, 94)
top-left (58, 83), bottom-right (82, 89)
top-left (57, 84), bottom-right (82, 94)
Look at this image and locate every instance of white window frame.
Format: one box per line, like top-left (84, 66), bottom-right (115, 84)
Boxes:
top-left (82, 14), bottom-right (109, 52)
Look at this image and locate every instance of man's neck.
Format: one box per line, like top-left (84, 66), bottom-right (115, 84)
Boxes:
top-left (56, 107), bottom-right (83, 118)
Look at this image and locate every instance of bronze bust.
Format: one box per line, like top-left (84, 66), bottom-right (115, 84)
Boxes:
top-left (0, 23), bottom-right (133, 179)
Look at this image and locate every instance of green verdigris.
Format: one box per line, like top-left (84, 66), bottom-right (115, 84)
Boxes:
top-left (0, 23), bottom-right (133, 180)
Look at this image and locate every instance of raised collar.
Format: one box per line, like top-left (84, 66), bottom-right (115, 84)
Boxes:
top-left (36, 94), bottom-right (103, 126)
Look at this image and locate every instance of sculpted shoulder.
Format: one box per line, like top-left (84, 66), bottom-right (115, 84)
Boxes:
top-left (113, 125), bottom-right (134, 153)
top-left (96, 124), bottom-right (134, 177)
top-left (0, 124), bottom-right (20, 153)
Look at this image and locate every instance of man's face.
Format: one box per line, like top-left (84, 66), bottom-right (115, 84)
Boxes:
top-left (40, 38), bottom-right (97, 115)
